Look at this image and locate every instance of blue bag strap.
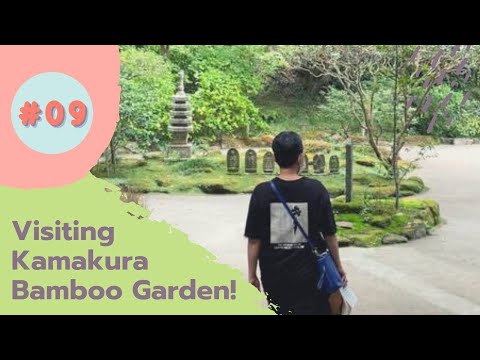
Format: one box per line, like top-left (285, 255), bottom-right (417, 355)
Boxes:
top-left (269, 181), bottom-right (315, 250)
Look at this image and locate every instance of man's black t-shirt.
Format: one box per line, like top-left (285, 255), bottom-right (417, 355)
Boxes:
top-left (244, 177), bottom-right (337, 313)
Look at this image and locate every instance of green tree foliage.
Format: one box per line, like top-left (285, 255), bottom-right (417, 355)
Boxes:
top-left (410, 85), bottom-right (466, 137)
top-left (191, 69), bottom-right (264, 144)
top-left (118, 47), bottom-right (175, 150)
top-left (320, 80), bottom-right (402, 139)
top-left (169, 45), bottom-right (283, 95)
top-left (392, 45), bottom-right (480, 139)
top-left (116, 45), bottom-right (480, 154)
top-left (454, 114), bottom-right (480, 137)
top-left (280, 45), bottom-right (480, 140)
top-left (116, 45), bottom-right (285, 150)
top-left (319, 87), bottom-right (361, 137)
top-left (168, 46), bottom-right (282, 142)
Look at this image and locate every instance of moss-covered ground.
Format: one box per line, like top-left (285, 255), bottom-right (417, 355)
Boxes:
top-left (91, 144), bottom-right (441, 248)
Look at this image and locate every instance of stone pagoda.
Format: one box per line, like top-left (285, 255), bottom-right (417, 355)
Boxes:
top-left (167, 71), bottom-right (193, 159)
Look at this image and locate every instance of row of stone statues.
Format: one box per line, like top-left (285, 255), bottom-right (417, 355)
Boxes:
top-left (227, 148), bottom-right (340, 175)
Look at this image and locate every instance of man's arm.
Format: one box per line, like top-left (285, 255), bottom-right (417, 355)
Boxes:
top-left (248, 238), bottom-right (261, 291)
top-left (325, 234), bottom-right (347, 285)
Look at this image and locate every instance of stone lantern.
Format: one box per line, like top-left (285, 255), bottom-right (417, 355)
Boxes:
top-left (167, 71), bottom-right (193, 159)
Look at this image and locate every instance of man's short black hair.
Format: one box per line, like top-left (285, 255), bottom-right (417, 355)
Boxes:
top-left (272, 131), bottom-right (304, 168)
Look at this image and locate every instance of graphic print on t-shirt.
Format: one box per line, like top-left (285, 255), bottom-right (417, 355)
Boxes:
top-left (270, 202), bottom-right (309, 250)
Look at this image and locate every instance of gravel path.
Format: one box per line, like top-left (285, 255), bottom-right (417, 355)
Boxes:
top-left (143, 145), bottom-right (480, 314)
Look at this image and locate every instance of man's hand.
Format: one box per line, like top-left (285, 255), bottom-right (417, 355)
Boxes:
top-left (337, 266), bottom-right (348, 287)
top-left (325, 234), bottom-right (347, 287)
top-left (248, 238), bottom-right (262, 292)
top-left (249, 275), bottom-right (261, 292)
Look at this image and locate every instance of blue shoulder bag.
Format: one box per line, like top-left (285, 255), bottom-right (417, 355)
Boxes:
top-left (269, 181), bottom-right (343, 295)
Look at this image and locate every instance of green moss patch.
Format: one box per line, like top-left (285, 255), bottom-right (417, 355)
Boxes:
top-left (331, 196), bottom-right (440, 247)
top-left (332, 196), bottom-right (364, 214)
top-left (353, 173), bottom-right (390, 187)
top-left (356, 159), bottom-right (376, 167)
top-left (364, 214), bottom-right (392, 228)
top-left (303, 139), bottom-right (332, 153)
top-left (400, 176), bottom-right (425, 193)
top-left (91, 146), bottom-right (441, 248)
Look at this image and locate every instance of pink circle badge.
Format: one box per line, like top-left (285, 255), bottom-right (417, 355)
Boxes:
top-left (0, 45), bottom-right (120, 189)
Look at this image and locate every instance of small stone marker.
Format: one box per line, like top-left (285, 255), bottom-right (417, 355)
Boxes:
top-left (245, 149), bottom-right (257, 174)
top-left (329, 155), bottom-right (340, 174)
top-left (227, 148), bottom-right (240, 174)
top-left (313, 154), bottom-right (325, 174)
top-left (263, 151), bottom-right (274, 174)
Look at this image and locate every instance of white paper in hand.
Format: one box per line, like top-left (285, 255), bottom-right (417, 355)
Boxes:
top-left (339, 286), bottom-right (358, 315)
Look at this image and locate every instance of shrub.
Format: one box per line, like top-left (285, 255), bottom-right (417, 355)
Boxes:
top-left (353, 173), bottom-right (389, 187)
top-left (172, 157), bottom-right (218, 176)
top-left (452, 114), bottom-right (480, 138)
top-left (245, 136), bottom-right (270, 147)
top-left (409, 85), bottom-right (480, 138)
top-left (356, 159), bottom-right (376, 167)
top-left (363, 198), bottom-right (396, 216)
top-left (118, 47), bottom-right (175, 150)
top-left (369, 186), bottom-right (395, 199)
top-left (261, 134), bottom-right (275, 146)
top-left (401, 198), bottom-right (441, 225)
top-left (332, 196), bottom-right (364, 214)
top-left (365, 215), bottom-right (392, 228)
top-left (328, 186), bottom-right (345, 198)
top-left (303, 139), bottom-right (332, 153)
top-left (192, 69), bottom-right (265, 143)
top-left (400, 177), bottom-right (425, 193)
top-left (349, 232), bottom-right (384, 247)
top-left (198, 183), bottom-right (236, 194)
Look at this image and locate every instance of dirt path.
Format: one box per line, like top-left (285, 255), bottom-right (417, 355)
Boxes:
top-left (143, 145), bottom-right (480, 314)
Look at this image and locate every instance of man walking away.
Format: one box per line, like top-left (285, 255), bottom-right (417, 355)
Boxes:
top-left (245, 131), bottom-right (346, 315)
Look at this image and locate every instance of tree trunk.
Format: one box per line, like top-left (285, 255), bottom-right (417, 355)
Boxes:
top-left (345, 141), bottom-right (353, 203)
top-left (242, 124), bottom-right (250, 139)
top-left (392, 45), bottom-right (400, 210)
top-left (103, 147), bottom-right (112, 178)
top-left (160, 45), bottom-right (170, 58)
top-left (109, 137), bottom-right (116, 175)
top-left (364, 111), bottom-right (384, 163)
